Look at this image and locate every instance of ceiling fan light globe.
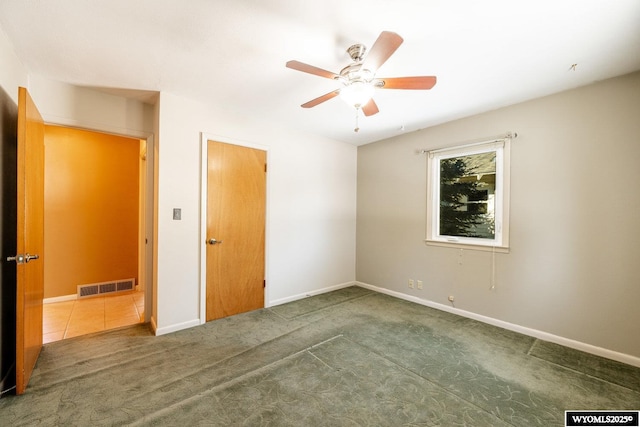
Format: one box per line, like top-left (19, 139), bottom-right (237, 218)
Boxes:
top-left (340, 81), bottom-right (375, 108)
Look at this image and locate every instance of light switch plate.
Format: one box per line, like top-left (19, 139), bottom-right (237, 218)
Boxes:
top-left (173, 208), bottom-right (181, 220)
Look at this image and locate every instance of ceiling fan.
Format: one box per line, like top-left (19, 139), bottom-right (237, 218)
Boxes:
top-left (286, 31), bottom-right (437, 125)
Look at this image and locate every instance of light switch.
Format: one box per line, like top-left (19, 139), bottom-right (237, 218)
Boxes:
top-left (173, 208), bottom-right (181, 220)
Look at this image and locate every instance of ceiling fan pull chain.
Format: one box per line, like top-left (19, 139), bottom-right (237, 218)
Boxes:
top-left (354, 108), bottom-right (360, 133)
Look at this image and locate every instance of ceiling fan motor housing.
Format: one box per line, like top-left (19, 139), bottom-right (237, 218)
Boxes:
top-left (338, 63), bottom-right (374, 86)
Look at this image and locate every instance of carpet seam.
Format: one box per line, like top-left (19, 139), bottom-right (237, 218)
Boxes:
top-left (125, 334), bottom-right (345, 426)
top-left (36, 324), bottom-right (155, 373)
top-left (28, 343), bottom-right (186, 393)
top-left (117, 322), bottom-right (325, 413)
top-left (337, 335), bottom-right (519, 427)
top-left (269, 289), bottom-right (375, 320)
top-left (526, 338), bottom-right (539, 356)
top-left (527, 353), bottom-right (640, 395)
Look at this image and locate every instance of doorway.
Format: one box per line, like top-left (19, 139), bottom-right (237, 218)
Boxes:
top-left (202, 138), bottom-right (267, 322)
top-left (41, 125), bottom-right (152, 342)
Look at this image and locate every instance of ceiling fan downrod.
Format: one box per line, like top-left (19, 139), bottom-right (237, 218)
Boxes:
top-left (347, 44), bottom-right (367, 62)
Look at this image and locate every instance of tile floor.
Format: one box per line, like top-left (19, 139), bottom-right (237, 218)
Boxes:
top-left (43, 291), bottom-right (144, 344)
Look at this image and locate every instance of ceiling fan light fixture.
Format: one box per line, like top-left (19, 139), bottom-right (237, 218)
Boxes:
top-left (340, 81), bottom-right (375, 109)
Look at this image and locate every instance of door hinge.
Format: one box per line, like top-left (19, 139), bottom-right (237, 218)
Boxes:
top-left (263, 279), bottom-right (266, 288)
top-left (264, 163), bottom-right (267, 173)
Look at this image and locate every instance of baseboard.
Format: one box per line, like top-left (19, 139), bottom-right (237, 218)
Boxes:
top-left (155, 282), bottom-right (356, 334)
top-left (45, 288), bottom-right (143, 305)
top-left (267, 281), bottom-right (357, 307)
top-left (154, 318), bottom-right (200, 336)
top-left (355, 281), bottom-right (640, 368)
top-left (44, 294), bottom-right (76, 304)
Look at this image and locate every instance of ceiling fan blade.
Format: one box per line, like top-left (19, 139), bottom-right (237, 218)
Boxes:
top-left (286, 60), bottom-right (339, 80)
top-left (361, 98), bottom-right (379, 116)
top-left (378, 76), bottom-right (437, 90)
top-left (301, 90), bottom-right (341, 108)
top-left (361, 31), bottom-right (403, 72)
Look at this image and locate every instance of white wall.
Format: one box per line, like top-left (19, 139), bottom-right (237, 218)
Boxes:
top-left (28, 75), bottom-right (154, 137)
top-left (154, 92), bottom-right (357, 333)
top-left (357, 71), bottom-right (640, 362)
top-left (0, 26), bottom-right (27, 102)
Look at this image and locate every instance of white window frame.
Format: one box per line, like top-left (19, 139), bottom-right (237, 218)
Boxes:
top-left (426, 139), bottom-right (511, 252)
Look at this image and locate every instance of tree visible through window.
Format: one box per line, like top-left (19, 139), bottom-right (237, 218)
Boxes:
top-left (439, 152), bottom-right (495, 239)
top-left (427, 140), bottom-right (510, 249)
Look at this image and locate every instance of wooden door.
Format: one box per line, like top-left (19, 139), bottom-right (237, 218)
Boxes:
top-left (206, 141), bottom-right (266, 321)
top-left (14, 87), bottom-right (45, 394)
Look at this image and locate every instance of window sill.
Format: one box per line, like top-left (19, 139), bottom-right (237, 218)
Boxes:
top-left (424, 239), bottom-right (510, 253)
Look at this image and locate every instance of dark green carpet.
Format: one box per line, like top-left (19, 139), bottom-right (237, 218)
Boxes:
top-left (1, 286), bottom-right (638, 426)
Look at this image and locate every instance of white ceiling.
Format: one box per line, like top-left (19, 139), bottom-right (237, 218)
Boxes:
top-left (1, 0), bottom-right (639, 146)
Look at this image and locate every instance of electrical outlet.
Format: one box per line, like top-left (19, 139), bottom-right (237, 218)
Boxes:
top-left (408, 279), bottom-right (414, 289)
top-left (448, 295), bottom-right (455, 302)
top-left (417, 280), bottom-right (423, 290)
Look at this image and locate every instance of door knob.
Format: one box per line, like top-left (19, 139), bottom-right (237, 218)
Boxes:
top-left (207, 238), bottom-right (223, 245)
top-left (7, 254), bottom-right (25, 264)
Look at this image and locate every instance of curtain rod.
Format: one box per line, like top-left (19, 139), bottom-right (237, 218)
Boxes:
top-left (418, 131), bottom-right (518, 155)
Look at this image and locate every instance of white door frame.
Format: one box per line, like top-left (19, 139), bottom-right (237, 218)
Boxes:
top-left (199, 132), bottom-right (270, 324)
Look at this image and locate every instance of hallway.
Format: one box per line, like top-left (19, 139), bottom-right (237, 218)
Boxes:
top-left (43, 291), bottom-right (144, 343)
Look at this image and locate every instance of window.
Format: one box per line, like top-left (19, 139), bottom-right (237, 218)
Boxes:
top-left (426, 139), bottom-right (511, 250)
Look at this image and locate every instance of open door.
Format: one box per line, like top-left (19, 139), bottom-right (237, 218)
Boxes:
top-left (9, 87), bottom-right (44, 394)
